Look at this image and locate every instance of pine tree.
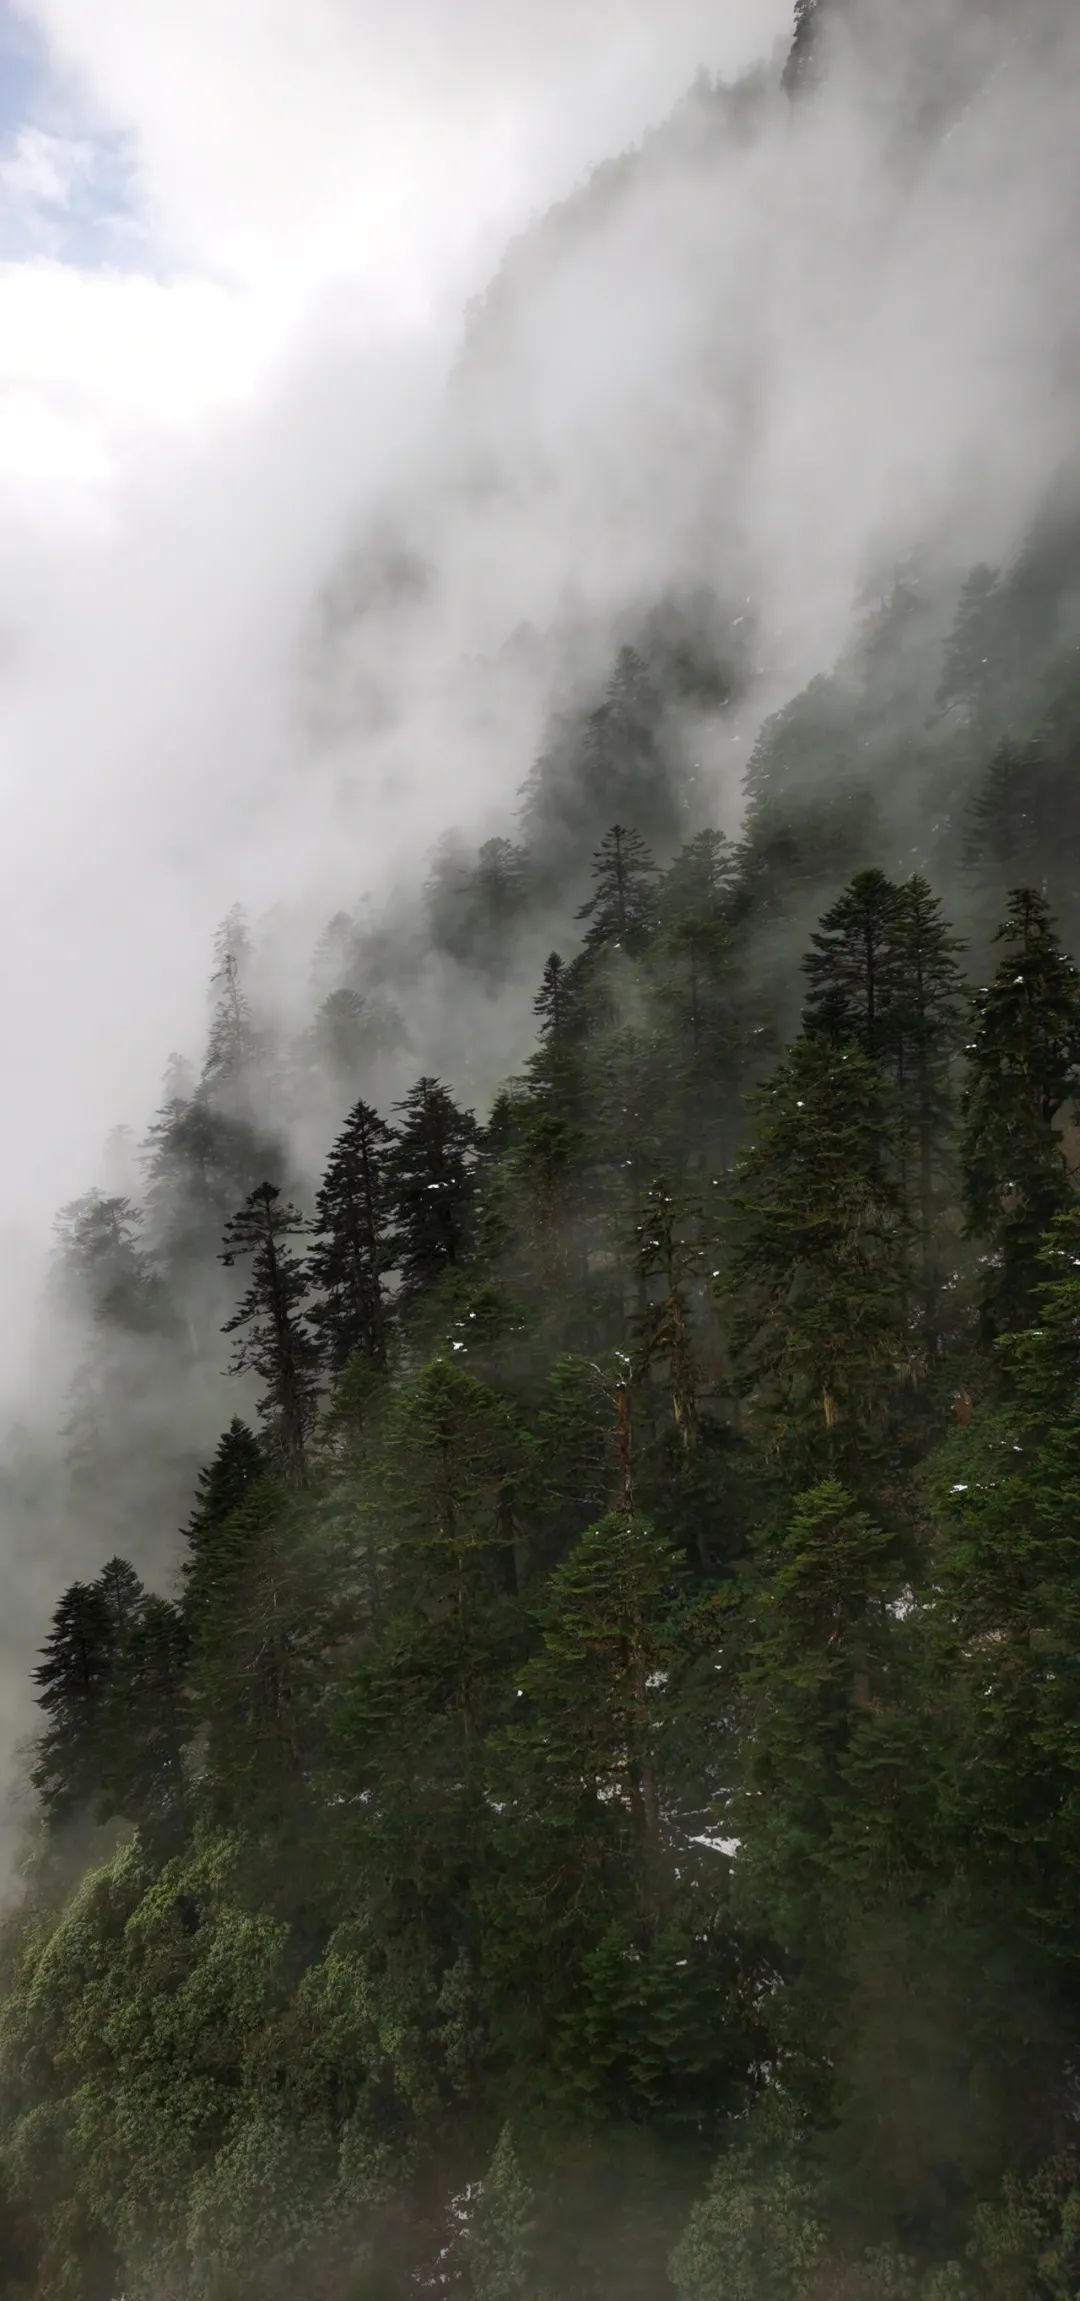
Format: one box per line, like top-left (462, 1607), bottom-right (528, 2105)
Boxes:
top-left (190, 1478), bottom-right (334, 1826)
top-left (937, 563), bottom-right (1003, 748)
top-left (97, 1596), bottom-right (190, 1840)
top-left (203, 906), bottom-right (259, 1089)
top-left (340, 1361), bottom-right (527, 1965)
top-left (182, 1419), bottom-right (266, 1613)
top-left (520, 645), bottom-right (683, 869)
top-left (312, 987), bottom-right (371, 1086)
top-left (53, 1192), bottom-right (162, 1334)
top-left (635, 1179), bottom-right (709, 1457)
top-left (739, 1481), bottom-right (906, 1924)
top-left (802, 869), bottom-right (904, 1057)
top-left (32, 1560), bottom-right (145, 1827)
top-left (658, 828), bottom-right (738, 927)
top-left (142, 1065), bottom-right (278, 1297)
top-left (929, 1204), bottom-right (1080, 1968)
top-left (727, 1035), bottom-right (916, 1481)
top-left (221, 1184), bottom-right (319, 1482)
top-left (961, 889), bottom-right (1080, 1336)
top-left (374, 1358), bottom-right (526, 1622)
top-left (509, 1513), bottom-right (684, 1911)
top-left (534, 953), bottom-right (576, 1040)
top-left (470, 2128), bottom-right (541, 2301)
top-left (654, 832), bottom-right (749, 1167)
top-left (801, 873), bottom-right (966, 1319)
top-left (783, 0), bottom-right (835, 95)
top-left (309, 1099), bottom-right (394, 1374)
top-left (526, 952), bottom-right (588, 1127)
top-left (890, 876), bottom-right (967, 1320)
top-left (576, 825), bottom-right (658, 958)
top-left (494, 1109), bottom-right (592, 1325)
top-left (386, 1078), bottom-right (479, 1303)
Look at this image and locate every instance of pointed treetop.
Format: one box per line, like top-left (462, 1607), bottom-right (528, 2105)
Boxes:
top-left (576, 823), bottom-right (659, 956)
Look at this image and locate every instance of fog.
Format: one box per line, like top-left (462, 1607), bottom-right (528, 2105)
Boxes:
top-left (1, 0), bottom-right (1080, 1828)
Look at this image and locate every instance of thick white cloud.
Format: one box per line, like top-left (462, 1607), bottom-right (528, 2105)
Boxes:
top-left (0, 0), bottom-right (1079, 1853)
top-left (0, 0), bottom-right (1077, 1287)
top-left (19, 0), bottom-right (790, 308)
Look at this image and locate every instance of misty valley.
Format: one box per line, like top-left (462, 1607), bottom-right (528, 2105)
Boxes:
top-left (5, 1), bottom-right (1080, 2297)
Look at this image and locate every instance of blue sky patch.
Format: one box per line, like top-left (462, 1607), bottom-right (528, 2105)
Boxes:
top-left (0, 3), bottom-right (146, 267)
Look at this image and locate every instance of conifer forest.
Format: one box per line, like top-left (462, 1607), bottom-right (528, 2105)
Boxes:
top-left (6, 4), bottom-right (1080, 2298)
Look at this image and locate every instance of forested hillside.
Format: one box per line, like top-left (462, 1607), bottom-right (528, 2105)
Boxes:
top-left (4, 483), bottom-right (1080, 2298)
top-left (5, 4), bottom-right (1080, 2298)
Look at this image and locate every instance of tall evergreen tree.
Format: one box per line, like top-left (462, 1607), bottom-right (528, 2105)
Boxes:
top-left (802, 869), bottom-right (903, 1058)
top-left (97, 1596), bottom-right (190, 1841)
top-left (182, 1419), bottom-right (266, 1613)
top-left (890, 875), bottom-right (967, 1320)
top-left (32, 1559), bottom-right (145, 1827)
top-left (576, 825), bottom-right (659, 958)
top-left (309, 1098), bottom-right (394, 1374)
top-left (654, 831), bottom-right (749, 1167)
top-left (803, 872), bottom-right (966, 1316)
top-left (386, 1078), bottom-right (479, 1303)
top-left (203, 906), bottom-right (259, 1090)
top-left (221, 1185), bottom-right (319, 1482)
top-left (961, 889), bottom-right (1080, 1336)
top-left (937, 563), bottom-right (1004, 749)
top-left (53, 1192), bottom-right (162, 1334)
top-left (635, 1178), bottom-right (710, 1457)
top-left (534, 952), bottom-right (576, 1041)
top-left (727, 1035), bottom-right (916, 1482)
top-left (469, 2127), bottom-right (542, 2301)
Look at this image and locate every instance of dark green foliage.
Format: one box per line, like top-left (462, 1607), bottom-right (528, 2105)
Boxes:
top-left (183, 1418), bottom-right (266, 1597)
top-left (97, 1595), bottom-right (190, 1841)
top-left (521, 644), bottom-right (688, 872)
top-left (961, 889), bottom-right (1080, 1335)
top-left (726, 1034), bottom-right (916, 1481)
top-left (31, 1559), bottom-right (145, 1827)
top-left (803, 868), bottom-right (904, 1057)
top-left (576, 823), bottom-right (658, 958)
top-left (18, 512), bottom-right (1080, 2301)
top-left (221, 1183), bottom-right (320, 1481)
top-left (309, 1099), bottom-right (394, 1373)
top-left (386, 1076), bottom-right (480, 1301)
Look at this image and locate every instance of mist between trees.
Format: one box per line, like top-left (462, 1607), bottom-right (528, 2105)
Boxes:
top-left (6, 1), bottom-right (1080, 2296)
top-left (4, 479), bottom-right (1080, 2296)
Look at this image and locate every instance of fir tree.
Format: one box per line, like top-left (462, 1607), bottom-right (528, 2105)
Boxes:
top-left (802, 872), bottom-right (966, 1316)
top-left (309, 1098), bottom-right (394, 1374)
top-left (183, 1419), bottom-right (266, 1613)
top-left (576, 824), bottom-right (659, 958)
top-left (97, 1596), bottom-right (190, 1840)
top-left (386, 1078), bottom-right (479, 1303)
top-left (890, 875), bottom-right (967, 1319)
top-left (534, 952), bottom-right (576, 1040)
top-left (655, 832), bottom-right (749, 1166)
top-left (727, 1035), bottom-right (916, 1481)
top-left (203, 906), bottom-right (259, 1089)
top-left (961, 889), bottom-right (1080, 1336)
top-left (496, 1512), bottom-right (688, 1987)
top-left (635, 1178), bottom-right (709, 1457)
top-left (189, 1478), bottom-right (335, 1827)
top-left (221, 1184), bottom-right (319, 1482)
top-left (937, 563), bottom-right (1003, 747)
top-left (802, 868), bottom-right (903, 1058)
top-left (53, 1192), bottom-right (162, 1334)
top-left (470, 2127), bottom-right (541, 2301)
top-left (32, 1560), bottom-right (145, 1827)
top-left (526, 952), bottom-right (588, 1127)
top-left (783, 0), bottom-right (828, 95)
